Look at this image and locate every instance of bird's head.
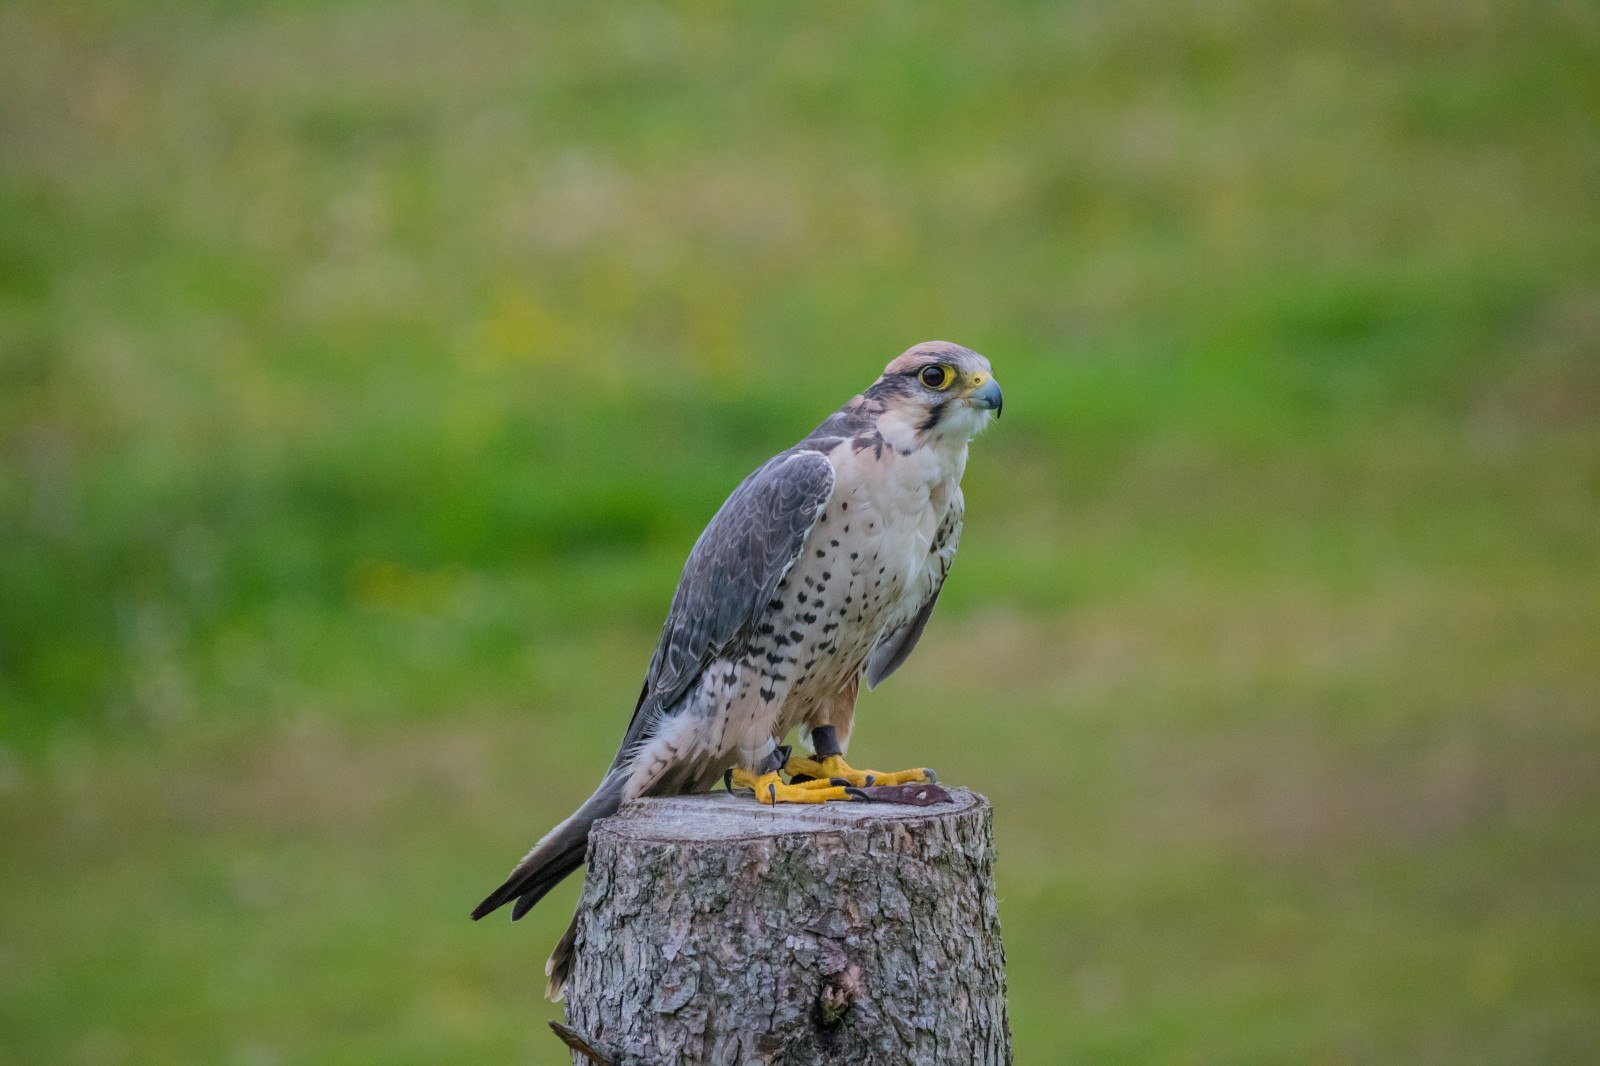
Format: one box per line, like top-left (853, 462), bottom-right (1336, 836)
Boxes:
top-left (867, 341), bottom-right (1002, 449)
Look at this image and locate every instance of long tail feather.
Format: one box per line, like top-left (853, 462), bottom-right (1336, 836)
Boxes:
top-left (470, 772), bottom-right (626, 922)
top-left (544, 912), bottom-right (581, 1001)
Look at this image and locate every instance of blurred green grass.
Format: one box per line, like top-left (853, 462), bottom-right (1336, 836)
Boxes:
top-left (2, 0), bottom-right (1599, 1062)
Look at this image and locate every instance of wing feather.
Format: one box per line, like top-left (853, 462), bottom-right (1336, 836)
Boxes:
top-left (865, 494), bottom-right (963, 689)
top-left (866, 584), bottom-right (943, 689)
top-left (612, 450), bottom-right (835, 763)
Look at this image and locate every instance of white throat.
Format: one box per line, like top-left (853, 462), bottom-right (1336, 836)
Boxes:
top-left (876, 402), bottom-right (992, 455)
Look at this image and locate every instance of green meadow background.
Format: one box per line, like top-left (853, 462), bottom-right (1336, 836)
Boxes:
top-left (3, 1), bottom-right (1598, 1061)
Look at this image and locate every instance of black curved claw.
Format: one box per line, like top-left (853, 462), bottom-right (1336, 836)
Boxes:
top-left (828, 777), bottom-right (852, 787)
top-left (723, 768), bottom-right (735, 791)
top-left (923, 768), bottom-right (937, 784)
top-left (845, 786), bottom-right (871, 802)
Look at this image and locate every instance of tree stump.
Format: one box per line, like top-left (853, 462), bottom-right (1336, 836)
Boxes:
top-left (558, 787), bottom-right (1010, 1065)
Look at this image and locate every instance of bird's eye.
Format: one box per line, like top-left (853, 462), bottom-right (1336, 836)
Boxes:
top-left (919, 365), bottom-right (952, 390)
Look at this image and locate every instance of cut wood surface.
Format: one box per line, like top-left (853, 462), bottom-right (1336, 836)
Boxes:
top-left (559, 787), bottom-right (1011, 1065)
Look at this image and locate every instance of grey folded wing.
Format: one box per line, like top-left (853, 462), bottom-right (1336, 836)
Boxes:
top-left (612, 450), bottom-right (836, 765)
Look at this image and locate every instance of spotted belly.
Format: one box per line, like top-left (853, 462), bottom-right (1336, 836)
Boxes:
top-left (625, 452), bottom-right (955, 794)
top-left (761, 496), bottom-right (929, 723)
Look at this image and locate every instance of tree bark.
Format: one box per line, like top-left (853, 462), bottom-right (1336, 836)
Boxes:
top-left (560, 787), bottom-right (1010, 1065)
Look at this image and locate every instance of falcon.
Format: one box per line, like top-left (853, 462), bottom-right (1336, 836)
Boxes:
top-left (472, 341), bottom-right (1002, 997)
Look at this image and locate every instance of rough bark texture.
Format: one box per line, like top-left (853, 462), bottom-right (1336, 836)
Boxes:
top-left (562, 788), bottom-right (1010, 1065)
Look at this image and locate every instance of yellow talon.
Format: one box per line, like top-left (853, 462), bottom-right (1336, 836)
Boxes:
top-left (784, 754), bottom-right (934, 789)
top-left (725, 768), bottom-right (863, 805)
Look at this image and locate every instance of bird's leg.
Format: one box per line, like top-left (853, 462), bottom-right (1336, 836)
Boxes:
top-left (785, 725), bottom-right (935, 789)
top-left (724, 742), bottom-right (865, 805)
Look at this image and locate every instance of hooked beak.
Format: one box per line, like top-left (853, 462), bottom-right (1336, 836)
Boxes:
top-left (969, 375), bottom-right (1003, 417)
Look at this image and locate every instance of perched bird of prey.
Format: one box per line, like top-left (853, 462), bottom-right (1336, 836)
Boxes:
top-left (472, 341), bottom-right (1002, 997)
